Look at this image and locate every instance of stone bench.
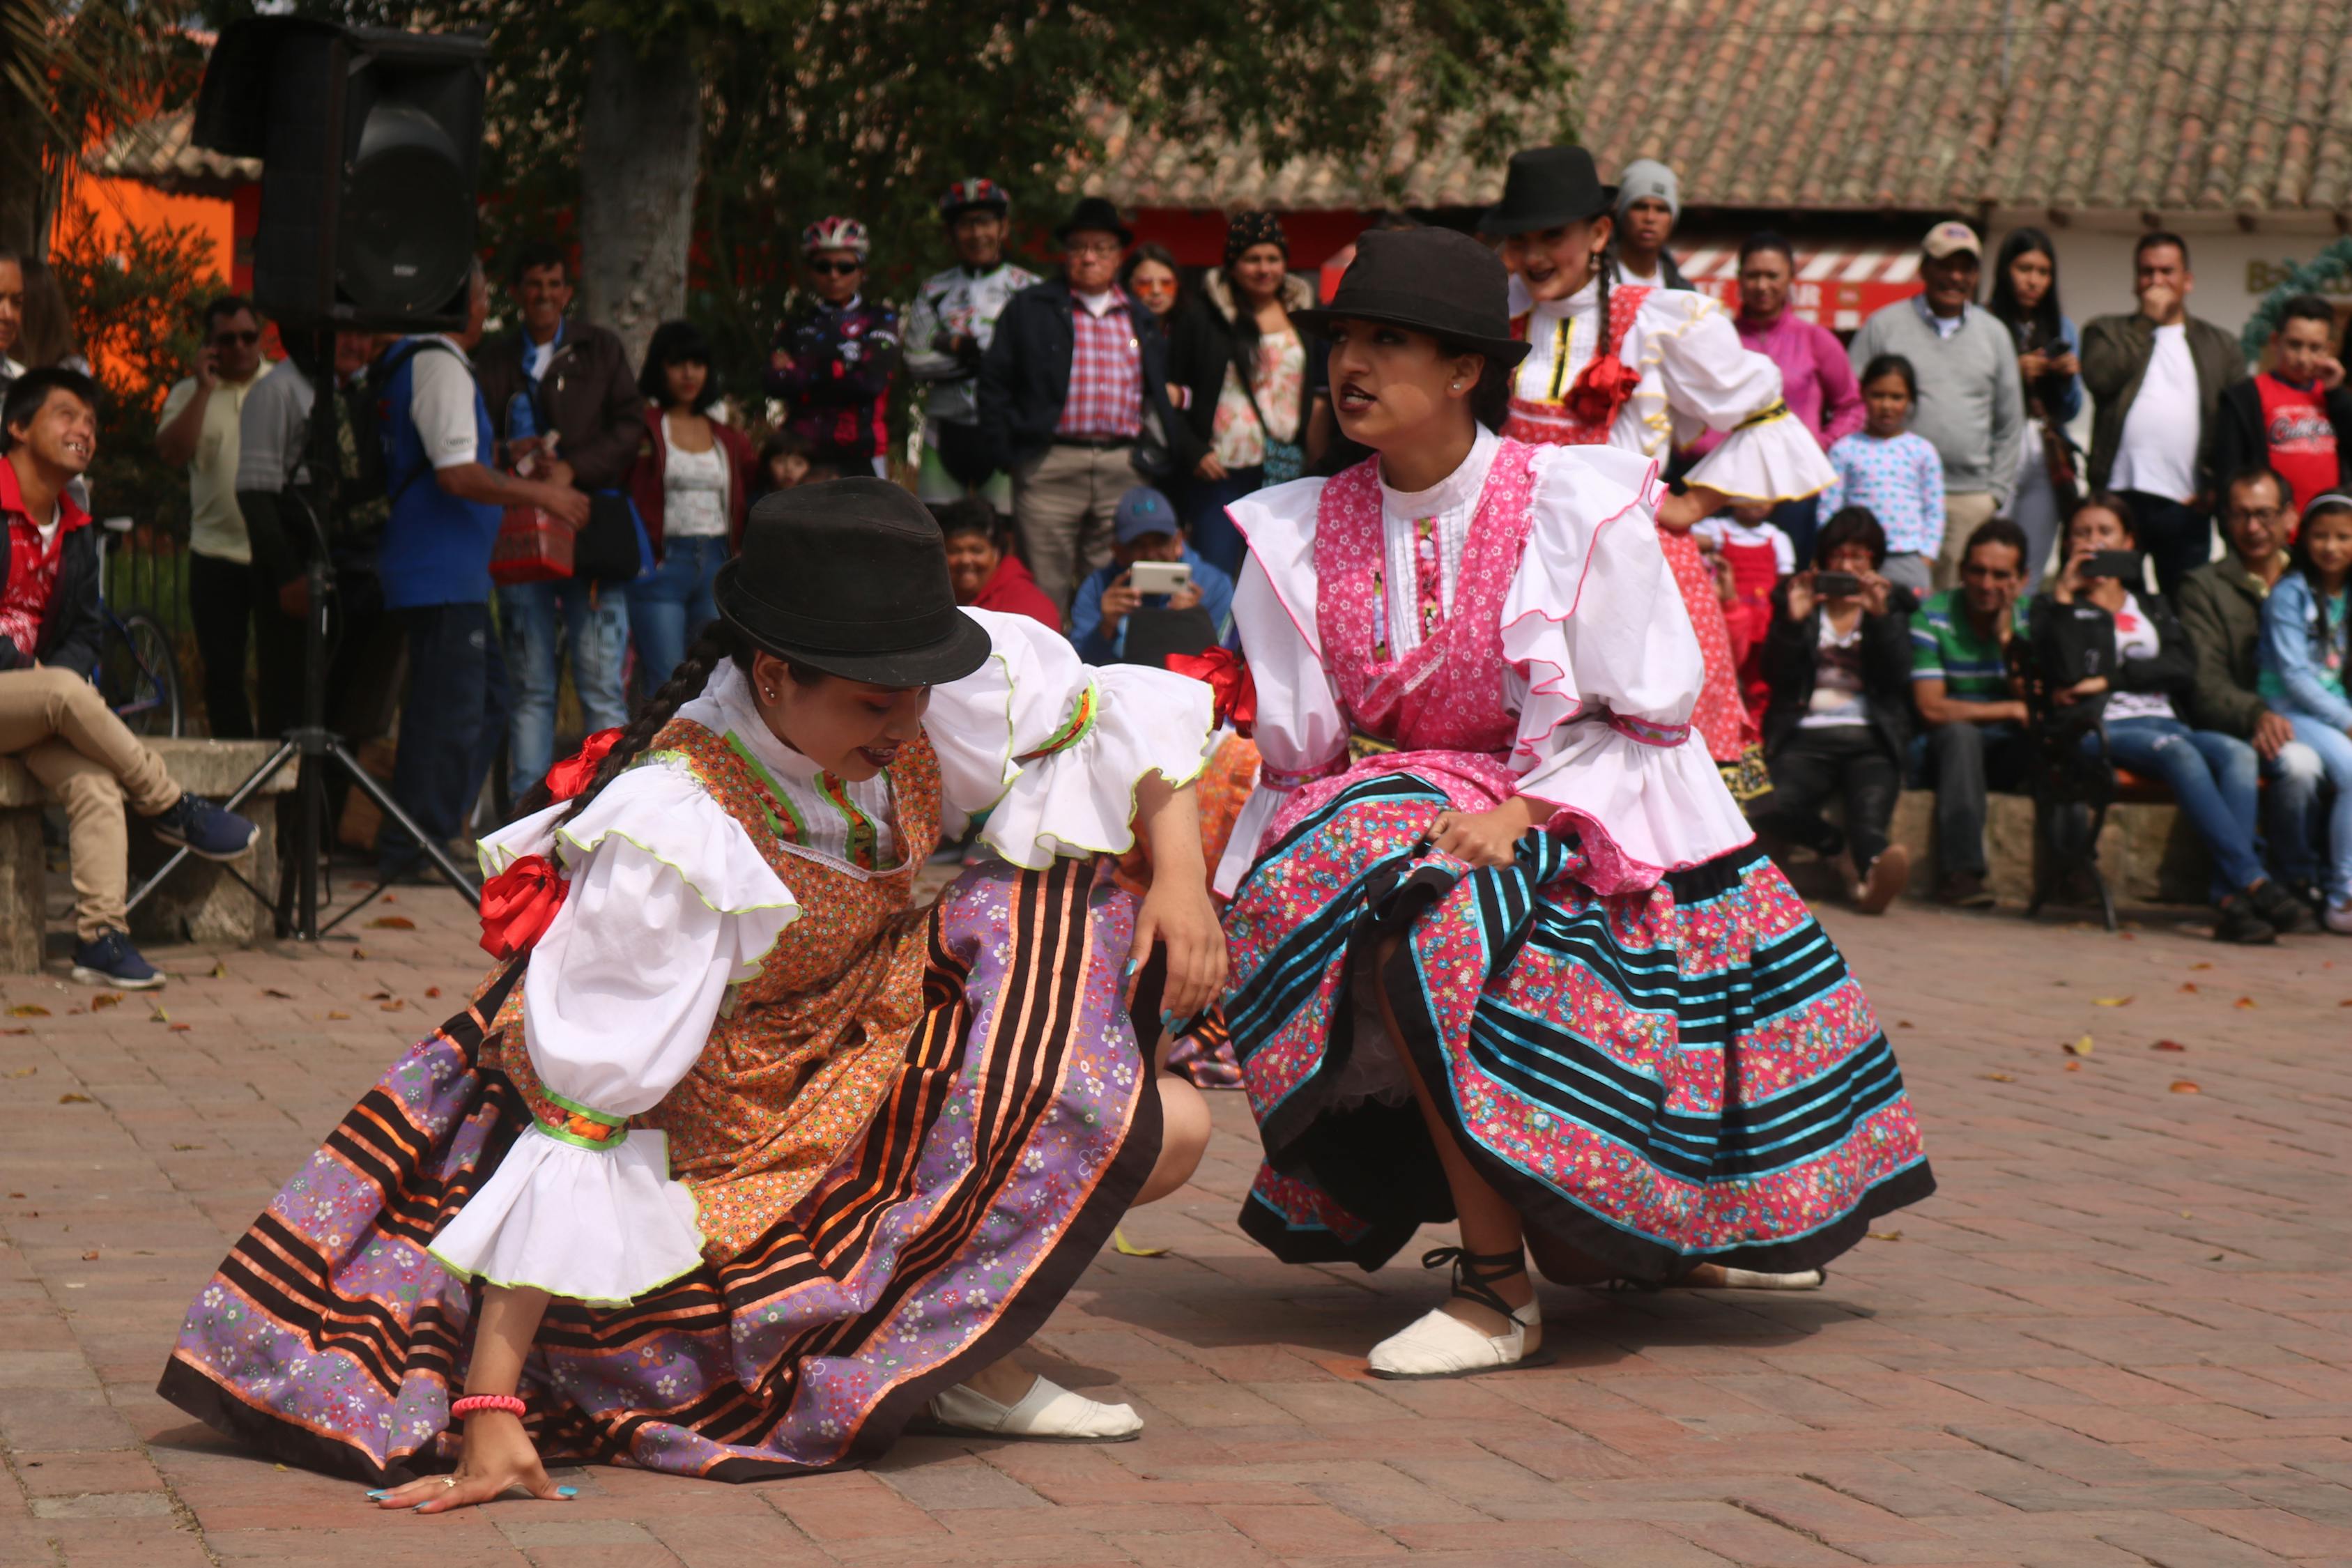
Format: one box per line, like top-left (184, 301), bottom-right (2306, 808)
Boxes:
top-left (1775, 788), bottom-right (2210, 910)
top-left (0, 737), bottom-right (295, 971)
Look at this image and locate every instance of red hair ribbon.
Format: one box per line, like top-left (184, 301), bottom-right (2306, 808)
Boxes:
top-left (541, 728), bottom-right (623, 803)
top-left (1168, 646), bottom-right (1256, 738)
top-left (478, 854), bottom-right (570, 959)
top-left (1564, 353), bottom-right (1640, 428)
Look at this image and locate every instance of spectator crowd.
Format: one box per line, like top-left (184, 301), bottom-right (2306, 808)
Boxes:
top-left (4, 157), bottom-right (2352, 989)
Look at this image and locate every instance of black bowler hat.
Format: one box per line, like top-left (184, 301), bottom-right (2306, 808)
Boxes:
top-left (1055, 195), bottom-right (1135, 248)
top-left (1291, 228), bottom-right (1531, 367)
top-left (713, 479), bottom-right (992, 687)
top-left (1477, 146), bottom-right (1617, 237)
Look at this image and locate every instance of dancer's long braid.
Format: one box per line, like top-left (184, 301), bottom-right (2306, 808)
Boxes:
top-left (509, 622), bottom-right (748, 827)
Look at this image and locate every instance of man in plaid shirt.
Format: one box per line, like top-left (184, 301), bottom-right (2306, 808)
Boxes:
top-left (980, 198), bottom-right (1199, 615)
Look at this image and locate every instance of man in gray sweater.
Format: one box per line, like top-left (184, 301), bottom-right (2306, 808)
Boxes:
top-left (1848, 222), bottom-right (2024, 588)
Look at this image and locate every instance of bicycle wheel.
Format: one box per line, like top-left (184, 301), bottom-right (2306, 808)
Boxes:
top-left (105, 612), bottom-right (185, 737)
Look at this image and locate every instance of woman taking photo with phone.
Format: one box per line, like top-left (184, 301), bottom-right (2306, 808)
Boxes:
top-left (1210, 226), bottom-right (1932, 1381)
top-left (163, 480), bottom-right (1225, 1498)
top-left (2035, 491), bottom-right (2307, 942)
top-left (1987, 229), bottom-right (2084, 585)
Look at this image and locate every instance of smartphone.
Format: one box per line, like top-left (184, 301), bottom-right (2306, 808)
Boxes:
top-left (1128, 560), bottom-right (1192, 597)
top-left (1813, 571), bottom-right (1862, 598)
top-left (2080, 550), bottom-right (2141, 581)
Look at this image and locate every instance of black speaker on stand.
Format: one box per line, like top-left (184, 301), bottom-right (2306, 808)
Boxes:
top-left (143, 20), bottom-right (492, 943)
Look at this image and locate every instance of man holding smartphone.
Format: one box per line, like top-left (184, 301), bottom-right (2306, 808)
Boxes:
top-left (1067, 485), bottom-right (1233, 665)
top-left (157, 295), bottom-right (273, 738)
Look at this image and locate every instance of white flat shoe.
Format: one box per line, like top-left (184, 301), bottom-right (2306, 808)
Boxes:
top-left (1367, 1245), bottom-right (1551, 1380)
top-left (1688, 1263), bottom-right (1826, 1291)
top-left (916, 1376), bottom-right (1142, 1443)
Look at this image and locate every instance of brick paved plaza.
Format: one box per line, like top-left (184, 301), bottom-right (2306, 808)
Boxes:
top-left (1, 887), bottom-right (2346, 1567)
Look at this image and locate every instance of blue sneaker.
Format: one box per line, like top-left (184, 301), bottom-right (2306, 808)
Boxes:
top-left (70, 930), bottom-right (166, 990)
top-left (148, 793), bottom-right (259, 862)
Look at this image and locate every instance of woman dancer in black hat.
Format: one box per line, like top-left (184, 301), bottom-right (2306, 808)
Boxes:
top-left (1477, 146), bottom-right (1837, 801)
top-left (160, 479), bottom-right (1224, 1501)
top-left (1208, 227), bottom-right (1931, 1378)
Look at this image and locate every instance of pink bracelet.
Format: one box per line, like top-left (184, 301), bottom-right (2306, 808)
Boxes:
top-left (450, 1394), bottom-right (526, 1420)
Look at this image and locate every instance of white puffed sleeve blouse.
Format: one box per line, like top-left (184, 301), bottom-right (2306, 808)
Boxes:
top-left (430, 610), bottom-right (1213, 1305)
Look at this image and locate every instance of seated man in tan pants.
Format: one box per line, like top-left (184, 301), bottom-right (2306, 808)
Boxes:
top-left (2, 369), bottom-right (256, 987)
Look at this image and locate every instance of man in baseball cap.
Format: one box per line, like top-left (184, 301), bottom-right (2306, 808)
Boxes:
top-left (1066, 485), bottom-right (1236, 665)
top-left (1845, 217), bottom-right (2023, 592)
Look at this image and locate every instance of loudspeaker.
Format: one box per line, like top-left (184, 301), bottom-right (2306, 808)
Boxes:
top-left (192, 19), bottom-right (486, 332)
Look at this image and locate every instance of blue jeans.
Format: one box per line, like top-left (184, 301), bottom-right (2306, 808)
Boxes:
top-left (383, 601), bottom-right (509, 873)
top-left (2262, 740), bottom-right (2326, 889)
top-left (2089, 717), bottom-right (2265, 900)
top-left (498, 576), bottom-right (631, 800)
top-left (627, 535), bottom-right (729, 701)
top-left (2285, 716), bottom-right (2352, 902)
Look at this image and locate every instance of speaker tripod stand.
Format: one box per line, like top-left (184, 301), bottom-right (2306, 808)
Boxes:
top-left (125, 341), bottom-right (481, 941)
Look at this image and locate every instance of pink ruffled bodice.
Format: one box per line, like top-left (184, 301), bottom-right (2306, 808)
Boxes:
top-left (1264, 443), bottom-right (1539, 838)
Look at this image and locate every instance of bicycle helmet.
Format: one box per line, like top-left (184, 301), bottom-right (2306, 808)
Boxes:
top-left (800, 216), bottom-right (870, 259)
top-left (939, 178), bottom-right (1011, 221)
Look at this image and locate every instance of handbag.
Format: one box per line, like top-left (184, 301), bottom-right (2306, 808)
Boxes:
top-left (571, 490), bottom-right (653, 584)
top-left (1130, 403), bottom-right (1178, 484)
top-left (1233, 336), bottom-right (1304, 485)
top-left (489, 507), bottom-right (574, 585)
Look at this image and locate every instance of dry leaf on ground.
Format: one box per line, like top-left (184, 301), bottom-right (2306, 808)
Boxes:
top-left (6, 1005), bottom-right (49, 1017)
top-left (2169, 1080), bottom-right (2201, 1093)
top-left (2063, 1035), bottom-right (2095, 1056)
top-left (325, 1010), bottom-right (351, 1021)
top-left (379, 1000), bottom-right (406, 1013)
top-left (2179, 982), bottom-right (2198, 993)
top-left (1981, 1072), bottom-right (2016, 1082)
top-left (2152, 1040), bottom-right (2188, 1052)
top-left (2233, 997), bottom-right (2257, 1010)
top-left (89, 993), bottom-right (122, 1010)
top-left (2093, 997), bottom-right (2131, 1007)
top-left (1111, 1228), bottom-right (1167, 1257)
top-left (263, 988), bottom-right (294, 999)
top-left (369, 916), bottom-right (415, 930)
top-left (58, 1093), bottom-right (91, 1104)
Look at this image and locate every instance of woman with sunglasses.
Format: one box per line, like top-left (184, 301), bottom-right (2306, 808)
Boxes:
top-left (764, 217), bottom-right (902, 478)
top-left (1210, 226), bottom-right (1931, 1380)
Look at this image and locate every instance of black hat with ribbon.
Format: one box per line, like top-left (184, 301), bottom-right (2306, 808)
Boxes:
top-left (714, 478), bottom-right (992, 687)
top-left (1290, 227), bottom-right (1530, 367)
top-left (1054, 195), bottom-right (1135, 248)
top-left (1477, 146), bottom-right (1618, 237)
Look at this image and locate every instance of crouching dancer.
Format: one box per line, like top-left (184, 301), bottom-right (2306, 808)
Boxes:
top-left (161, 479), bottom-right (1222, 1502)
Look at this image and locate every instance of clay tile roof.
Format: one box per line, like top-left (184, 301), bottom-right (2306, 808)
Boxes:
top-left (1086, 0), bottom-right (2352, 217)
top-left (84, 107), bottom-right (260, 199)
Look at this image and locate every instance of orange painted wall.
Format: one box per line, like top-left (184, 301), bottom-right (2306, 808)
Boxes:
top-left (57, 177), bottom-right (238, 283)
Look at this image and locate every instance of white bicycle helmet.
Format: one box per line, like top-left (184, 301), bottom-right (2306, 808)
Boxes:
top-left (801, 215), bottom-right (870, 259)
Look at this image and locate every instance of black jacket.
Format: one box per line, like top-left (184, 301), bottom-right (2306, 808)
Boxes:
top-left (1760, 586), bottom-right (1914, 762)
top-left (1, 514), bottom-right (102, 675)
top-left (977, 277), bottom-right (1199, 473)
top-left (475, 321), bottom-right (648, 493)
top-left (1166, 270), bottom-right (1325, 459)
top-left (2210, 375), bottom-right (2352, 506)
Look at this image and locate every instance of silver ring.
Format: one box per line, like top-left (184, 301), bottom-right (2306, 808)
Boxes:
top-left (439, 1475), bottom-right (457, 1491)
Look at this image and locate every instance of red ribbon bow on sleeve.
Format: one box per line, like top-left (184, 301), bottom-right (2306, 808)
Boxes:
top-left (478, 854), bottom-right (569, 959)
top-left (1564, 353), bottom-right (1640, 428)
top-left (1167, 646), bottom-right (1256, 738)
top-left (541, 728), bottom-right (623, 804)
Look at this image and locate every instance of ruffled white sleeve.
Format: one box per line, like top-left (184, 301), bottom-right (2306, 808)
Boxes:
top-left (1647, 292), bottom-right (1838, 506)
top-left (1501, 445), bottom-right (1755, 896)
top-left (431, 767), bottom-right (799, 1305)
top-left (928, 607), bottom-right (1215, 868)
top-left (1215, 478), bottom-right (1349, 896)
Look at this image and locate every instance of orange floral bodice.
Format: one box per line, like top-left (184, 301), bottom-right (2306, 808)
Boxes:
top-left (491, 717), bottom-right (947, 1261)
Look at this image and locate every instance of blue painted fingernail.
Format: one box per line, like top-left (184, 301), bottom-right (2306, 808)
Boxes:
top-left (1123, 957), bottom-right (1138, 976)
top-left (558, 1486), bottom-right (578, 1498)
top-left (364, 1489), bottom-right (388, 1499)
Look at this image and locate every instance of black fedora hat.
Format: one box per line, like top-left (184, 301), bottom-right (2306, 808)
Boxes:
top-left (1054, 195), bottom-right (1135, 248)
top-left (1477, 146), bottom-right (1617, 237)
top-left (1291, 228), bottom-right (1531, 367)
top-left (713, 478), bottom-right (991, 688)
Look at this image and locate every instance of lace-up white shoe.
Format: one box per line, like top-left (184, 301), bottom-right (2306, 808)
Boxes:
top-left (920, 1376), bottom-right (1143, 1442)
top-left (1367, 1298), bottom-right (1548, 1379)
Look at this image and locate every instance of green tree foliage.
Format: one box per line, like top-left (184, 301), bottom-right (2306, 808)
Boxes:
top-left (253, 0), bottom-right (1575, 399)
top-left (49, 213), bottom-right (225, 531)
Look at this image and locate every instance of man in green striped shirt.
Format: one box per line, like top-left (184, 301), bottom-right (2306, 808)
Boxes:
top-left (1911, 516), bottom-right (2033, 907)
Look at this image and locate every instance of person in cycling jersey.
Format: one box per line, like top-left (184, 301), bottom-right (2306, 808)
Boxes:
top-left (764, 217), bottom-right (903, 479)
